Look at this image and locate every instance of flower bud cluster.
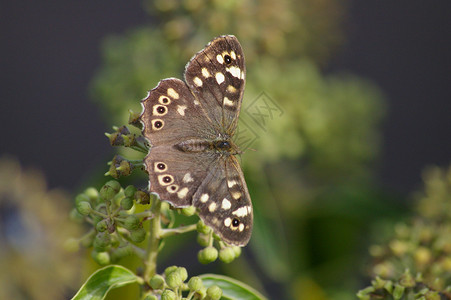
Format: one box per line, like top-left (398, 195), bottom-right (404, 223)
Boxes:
top-left (196, 220), bottom-right (242, 264)
top-left (145, 266), bottom-right (222, 300)
top-left (105, 124), bottom-right (149, 154)
top-left (358, 166), bottom-right (451, 299)
top-left (71, 180), bottom-right (152, 265)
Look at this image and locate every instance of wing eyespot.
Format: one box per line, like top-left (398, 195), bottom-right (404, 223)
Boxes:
top-left (224, 54), bottom-right (232, 65)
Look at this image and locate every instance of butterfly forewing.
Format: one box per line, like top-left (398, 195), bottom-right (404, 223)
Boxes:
top-left (185, 35), bottom-right (246, 136)
top-left (140, 35), bottom-right (252, 246)
top-left (141, 78), bottom-right (216, 147)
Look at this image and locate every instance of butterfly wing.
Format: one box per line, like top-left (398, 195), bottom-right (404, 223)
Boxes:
top-left (184, 35), bottom-right (245, 136)
top-left (141, 78), bottom-right (217, 206)
top-left (141, 78), bottom-right (216, 147)
top-left (192, 155), bottom-right (253, 246)
top-left (140, 35), bottom-right (253, 246)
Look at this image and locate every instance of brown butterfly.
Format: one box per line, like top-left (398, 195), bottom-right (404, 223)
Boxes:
top-left (140, 35), bottom-right (252, 246)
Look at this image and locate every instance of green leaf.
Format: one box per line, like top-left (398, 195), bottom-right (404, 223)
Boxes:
top-left (71, 265), bottom-right (139, 300)
top-left (200, 274), bottom-right (267, 300)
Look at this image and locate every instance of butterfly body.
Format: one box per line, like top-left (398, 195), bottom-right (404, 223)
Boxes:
top-left (140, 35), bottom-right (252, 246)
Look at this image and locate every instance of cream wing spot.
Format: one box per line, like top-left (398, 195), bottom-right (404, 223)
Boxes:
top-left (182, 173), bottom-right (194, 183)
top-left (216, 54), bottom-right (224, 64)
top-left (208, 202), bottom-right (217, 212)
top-left (201, 68), bottom-right (211, 78)
top-left (230, 51), bottom-right (236, 60)
top-left (177, 105), bottom-right (187, 116)
top-left (226, 66), bottom-right (241, 78)
top-left (238, 223), bottom-right (245, 232)
top-left (232, 206), bottom-right (249, 217)
top-left (200, 193), bottom-right (209, 203)
top-left (227, 85), bottom-right (237, 93)
top-left (167, 88), bottom-right (179, 99)
top-left (215, 72), bottom-right (225, 85)
top-left (223, 97), bottom-right (234, 107)
top-left (193, 99), bottom-right (200, 105)
top-left (177, 187), bottom-right (189, 199)
top-left (221, 198), bottom-right (231, 210)
top-left (193, 77), bottom-right (203, 87)
top-left (227, 180), bottom-right (238, 188)
top-left (224, 217), bottom-right (232, 227)
top-left (231, 191), bottom-right (242, 200)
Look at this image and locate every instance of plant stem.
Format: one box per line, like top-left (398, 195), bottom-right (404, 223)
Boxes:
top-left (143, 198), bottom-right (161, 283)
top-left (160, 224), bottom-right (197, 238)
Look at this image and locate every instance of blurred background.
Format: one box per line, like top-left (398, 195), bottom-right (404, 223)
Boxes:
top-left (1, 1), bottom-right (450, 299)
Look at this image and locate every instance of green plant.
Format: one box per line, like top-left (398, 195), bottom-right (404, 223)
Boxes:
top-left (357, 166), bottom-right (451, 299)
top-left (70, 116), bottom-right (266, 299)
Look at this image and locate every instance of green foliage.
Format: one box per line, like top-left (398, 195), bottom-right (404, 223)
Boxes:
top-left (358, 166), bottom-right (451, 299)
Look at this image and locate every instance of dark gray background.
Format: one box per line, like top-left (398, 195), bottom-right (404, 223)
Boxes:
top-left (1, 1), bottom-right (450, 195)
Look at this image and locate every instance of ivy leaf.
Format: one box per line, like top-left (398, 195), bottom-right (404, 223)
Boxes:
top-left (200, 274), bottom-right (267, 300)
top-left (71, 265), bottom-right (139, 300)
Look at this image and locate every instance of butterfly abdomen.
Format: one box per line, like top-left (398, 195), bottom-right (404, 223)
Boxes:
top-left (174, 139), bottom-right (211, 153)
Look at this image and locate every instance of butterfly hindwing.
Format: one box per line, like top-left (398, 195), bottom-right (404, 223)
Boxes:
top-left (193, 155), bottom-right (252, 246)
top-left (143, 145), bottom-right (218, 207)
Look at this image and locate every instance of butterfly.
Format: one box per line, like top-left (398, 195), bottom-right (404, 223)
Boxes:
top-left (140, 35), bottom-right (252, 246)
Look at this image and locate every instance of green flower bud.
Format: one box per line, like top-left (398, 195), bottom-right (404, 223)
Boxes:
top-left (166, 270), bottom-right (182, 289)
top-left (121, 197), bottom-right (134, 210)
top-left (110, 244), bottom-right (133, 261)
top-left (143, 295), bottom-right (158, 300)
top-left (100, 180), bottom-right (121, 201)
top-left (75, 193), bottom-right (91, 205)
top-left (123, 215), bottom-right (140, 230)
top-left (164, 265), bottom-right (178, 277)
top-left (384, 280), bottom-right (394, 293)
top-left (219, 247), bottom-right (235, 263)
top-left (93, 232), bottom-right (111, 251)
top-left (75, 200), bottom-right (92, 216)
top-left (130, 227), bottom-right (146, 243)
top-left (96, 219), bottom-right (108, 232)
top-left (231, 246), bottom-right (241, 257)
top-left (128, 110), bottom-right (142, 129)
top-left (399, 269), bottom-right (415, 288)
top-left (91, 250), bottom-right (110, 266)
top-left (206, 285), bottom-right (222, 300)
top-left (181, 206), bottom-right (196, 216)
top-left (393, 284), bottom-right (405, 300)
top-left (124, 185), bottom-right (137, 198)
top-left (149, 274), bottom-right (165, 290)
top-left (161, 290), bottom-right (176, 300)
top-left (194, 287), bottom-right (207, 299)
top-left (356, 286), bottom-right (374, 299)
top-left (197, 233), bottom-right (210, 247)
top-left (84, 187), bottom-right (99, 202)
top-left (176, 267), bottom-right (188, 282)
top-left (198, 246), bottom-right (218, 264)
top-left (134, 190), bottom-right (151, 204)
top-left (197, 220), bottom-right (211, 234)
top-left (188, 276), bottom-right (203, 291)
